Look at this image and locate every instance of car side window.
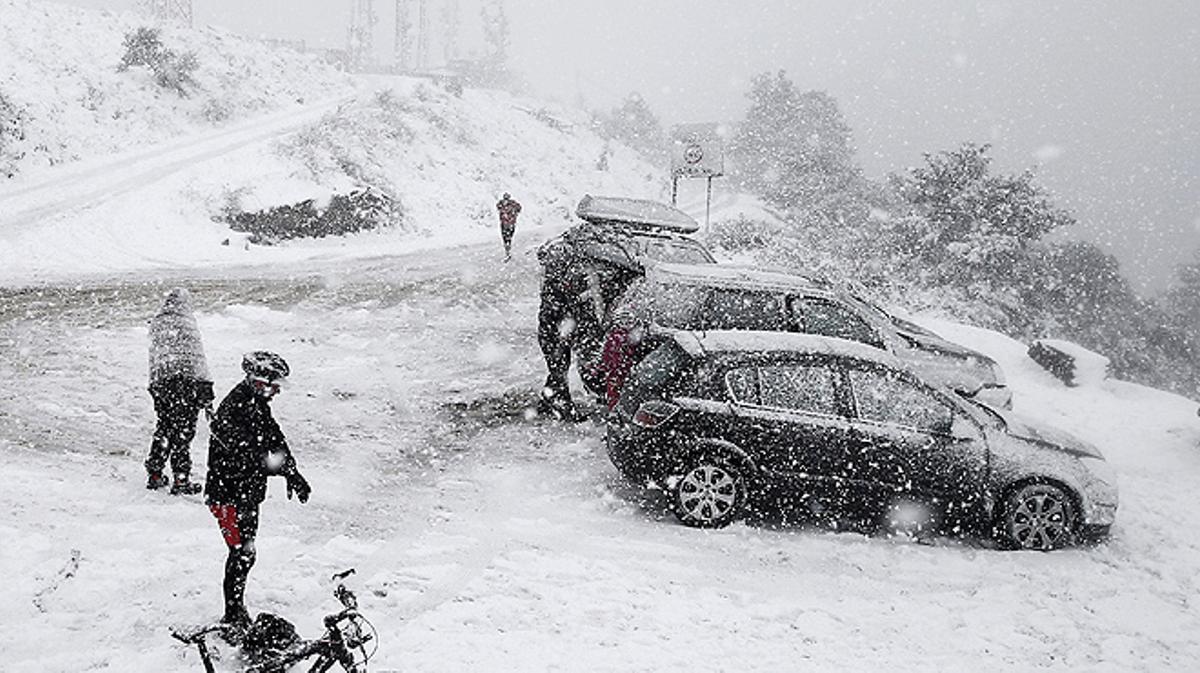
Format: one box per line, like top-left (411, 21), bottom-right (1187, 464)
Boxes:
top-left (793, 297), bottom-right (883, 348)
top-left (757, 364), bottom-right (840, 416)
top-left (702, 289), bottom-right (789, 331)
top-left (725, 367), bottom-right (758, 405)
top-left (848, 368), bottom-right (953, 433)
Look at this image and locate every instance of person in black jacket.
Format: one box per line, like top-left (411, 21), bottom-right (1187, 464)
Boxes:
top-left (204, 351), bottom-right (311, 631)
top-left (535, 224), bottom-right (642, 421)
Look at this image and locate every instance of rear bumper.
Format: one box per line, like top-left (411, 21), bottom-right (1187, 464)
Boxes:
top-left (605, 417), bottom-right (672, 484)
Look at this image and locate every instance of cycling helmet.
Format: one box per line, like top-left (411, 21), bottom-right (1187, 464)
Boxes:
top-left (242, 351), bottom-right (290, 381)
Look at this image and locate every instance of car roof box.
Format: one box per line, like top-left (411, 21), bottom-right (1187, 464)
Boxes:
top-left (576, 195), bottom-right (700, 234)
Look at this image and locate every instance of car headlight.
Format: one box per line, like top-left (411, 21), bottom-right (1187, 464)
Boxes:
top-left (1079, 456), bottom-right (1119, 503)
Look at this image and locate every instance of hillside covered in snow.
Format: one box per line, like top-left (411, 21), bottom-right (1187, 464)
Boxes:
top-left (0, 0), bottom-right (666, 284)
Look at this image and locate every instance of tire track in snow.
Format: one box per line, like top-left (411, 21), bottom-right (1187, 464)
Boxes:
top-left (0, 94), bottom-right (355, 232)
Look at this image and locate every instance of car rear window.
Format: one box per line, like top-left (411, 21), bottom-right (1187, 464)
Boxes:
top-left (617, 341), bottom-right (694, 414)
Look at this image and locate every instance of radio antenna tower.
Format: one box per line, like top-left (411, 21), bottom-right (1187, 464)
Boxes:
top-left (143, 0), bottom-right (193, 27)
top-left (348, 0), bottom-right (378, 72)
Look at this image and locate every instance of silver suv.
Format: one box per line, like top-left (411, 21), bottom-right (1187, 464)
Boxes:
top-left (583, 262), bottom-right (1012, 410)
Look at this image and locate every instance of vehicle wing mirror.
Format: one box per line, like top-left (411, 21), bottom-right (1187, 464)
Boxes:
top-left (949, 416), bottom-right (979, 442)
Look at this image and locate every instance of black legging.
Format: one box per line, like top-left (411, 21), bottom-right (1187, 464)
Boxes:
top-left (210, 503), bottom-right (260, 622)
top-left (146, 376), bottom-right (202, 477)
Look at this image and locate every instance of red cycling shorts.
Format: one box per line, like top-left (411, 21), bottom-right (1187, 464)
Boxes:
top-left (209, 504), bottom-right (241, 547)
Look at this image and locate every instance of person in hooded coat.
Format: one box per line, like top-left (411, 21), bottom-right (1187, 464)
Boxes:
top-left (146, 287), bottom-right (214, 495)
top-left (534, 224), bottom-right (642, 421)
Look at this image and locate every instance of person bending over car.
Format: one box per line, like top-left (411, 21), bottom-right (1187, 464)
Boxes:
top-left (204, 351), bottom-right (311, 633)
top-left (535, 224), bottom-right (641, 421)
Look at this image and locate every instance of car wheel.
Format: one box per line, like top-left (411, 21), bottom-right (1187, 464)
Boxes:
top-left (999, 483), bottom-right (1076, 551)
top-left (673, 456), bottom-right (746, 529)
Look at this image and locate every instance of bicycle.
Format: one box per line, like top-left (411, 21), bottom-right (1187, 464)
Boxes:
top-left (172, 568), bottom-right (378, 672)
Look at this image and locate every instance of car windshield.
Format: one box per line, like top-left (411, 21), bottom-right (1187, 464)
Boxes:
top-left (637, 237), bottom-right (715, 264)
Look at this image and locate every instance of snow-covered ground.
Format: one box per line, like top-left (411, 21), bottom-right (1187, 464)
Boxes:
top-left (4, 233), bottom-right (1200, 672)
top-left (5, 2), bottom-right (1200, 671)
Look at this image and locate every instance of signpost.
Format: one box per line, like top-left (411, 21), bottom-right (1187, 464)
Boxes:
top-left (670, 123), bottom-right (725, 230)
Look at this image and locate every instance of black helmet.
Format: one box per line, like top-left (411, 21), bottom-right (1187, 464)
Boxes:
top-left (242, 351), bottom-right (289, 381)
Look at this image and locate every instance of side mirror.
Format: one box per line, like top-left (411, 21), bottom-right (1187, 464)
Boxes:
top-left (949, 416), bottom-right (979, 442)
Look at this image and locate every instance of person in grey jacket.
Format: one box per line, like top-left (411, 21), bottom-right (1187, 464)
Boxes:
top-left (146, 287), bottom-right (214, 494)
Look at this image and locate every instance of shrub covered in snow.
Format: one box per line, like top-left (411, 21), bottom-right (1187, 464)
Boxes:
top-left (0, 89), bottom-right (28, 178)
top-left (117, 26), bottom-right (199, 96)
top-left (226, 188), bottom-right (402, 244)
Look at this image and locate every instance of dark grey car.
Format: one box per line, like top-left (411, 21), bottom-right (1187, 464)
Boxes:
top-left (606, 330), bottom-right (1118, 550)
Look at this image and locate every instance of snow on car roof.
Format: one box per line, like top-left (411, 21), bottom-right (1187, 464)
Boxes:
top-left (650, 262), bottom-right (829, 291)
top-left (672, 329), bottom-right (904, 367)
top-left (575, 195), bottom-right (700, 234)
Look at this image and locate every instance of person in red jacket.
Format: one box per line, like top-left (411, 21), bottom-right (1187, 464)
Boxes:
top-left (496, 192), bottom-right (522, 261)
top-left (204, 351), bottom-right (310, 633)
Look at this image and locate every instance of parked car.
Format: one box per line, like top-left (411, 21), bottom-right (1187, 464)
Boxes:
top-left (583, 262), bottom-right (1011, 410)
top-left (605, 330), bottom-right (1118, 550)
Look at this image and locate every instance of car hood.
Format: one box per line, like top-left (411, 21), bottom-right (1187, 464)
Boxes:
top-left (899, 328), bottom-right (986, 360)
top-left (994, 410), bottom-right (1105, 460)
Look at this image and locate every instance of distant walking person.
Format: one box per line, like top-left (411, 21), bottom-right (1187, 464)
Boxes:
top-left (496, 192), bottom-right (522, 261)
top-left (205, 351), bottom-right (310, 632)
top-left (146, 287), bottom-right (214, 495)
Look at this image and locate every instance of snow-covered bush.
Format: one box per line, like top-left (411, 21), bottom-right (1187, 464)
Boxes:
top-left (707, 215), bottom-right (782, 253)
top-left (117, 27), bottom-right (198, 96)
top-left (226, 188), bottom-right (403, 244)
top-left (0, 89), bottom-right (28, 178)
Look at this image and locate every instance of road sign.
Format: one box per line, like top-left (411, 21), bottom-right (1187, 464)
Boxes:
top-left (671, 123), bottom-right (725, 178)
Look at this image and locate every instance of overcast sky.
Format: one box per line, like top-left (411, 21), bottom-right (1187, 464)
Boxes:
top-left (64, 0), bottom-right (1199, 293)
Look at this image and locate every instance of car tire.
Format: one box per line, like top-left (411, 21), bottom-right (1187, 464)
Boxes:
top-left (998, 483), bottom-right (1077, 551)
top-left (672, 456), bottom-right (746, 529)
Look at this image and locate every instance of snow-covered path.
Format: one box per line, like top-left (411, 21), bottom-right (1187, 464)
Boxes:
top-left (4, 234), bottom-right (1200, 672)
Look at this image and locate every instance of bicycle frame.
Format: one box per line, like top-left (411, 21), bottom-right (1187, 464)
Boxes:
top-left (173, 569), bottom-right (373, 673)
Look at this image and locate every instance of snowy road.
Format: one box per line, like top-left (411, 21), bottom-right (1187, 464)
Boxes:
top-left (4, 238), bottom-right (1200, 672)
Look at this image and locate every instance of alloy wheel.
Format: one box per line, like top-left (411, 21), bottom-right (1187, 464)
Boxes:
top-left (674, 459), bottom-right (743, 528)
top-left (1003, 484), bottom-right (1075, 551)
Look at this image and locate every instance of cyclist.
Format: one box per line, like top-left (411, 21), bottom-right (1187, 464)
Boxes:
top-left (204, 351), bottom-right (311, 632)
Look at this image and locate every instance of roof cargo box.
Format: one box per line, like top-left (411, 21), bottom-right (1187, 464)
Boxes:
top-left (576, 194), bottom-right (700, 234)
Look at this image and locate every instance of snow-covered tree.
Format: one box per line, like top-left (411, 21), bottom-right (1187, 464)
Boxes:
top-left (598, 93), bottom-right (668, 163)
top-left (888, 143), bottom-right (1073, 292)
top-left (730, 71), bottom-right (859, 210)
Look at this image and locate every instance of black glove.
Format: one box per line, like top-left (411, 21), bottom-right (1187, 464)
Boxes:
top-left (286, 472), bottom-right (311, 504)
top-left (195, 380), bottom-right (215, 407)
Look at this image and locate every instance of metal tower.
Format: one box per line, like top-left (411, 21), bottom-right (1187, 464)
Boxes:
top-left (144, 0), bottom-right (193, 27)
top-left (348, 0), bottom-right (378, 72)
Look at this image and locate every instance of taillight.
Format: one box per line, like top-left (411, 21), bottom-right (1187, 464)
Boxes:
top-left (632, 400), bottom-right (679, 428)
top-left (603, 327), bottom-right (634, 409)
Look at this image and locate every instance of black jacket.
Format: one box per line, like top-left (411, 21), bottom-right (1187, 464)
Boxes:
top-left (204, 380), bottom-right (297, 507)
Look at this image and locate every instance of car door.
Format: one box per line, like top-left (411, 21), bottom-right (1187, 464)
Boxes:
top-left (723, 359), bottom-right (858, 487)
top-left (844, 365), bottom-right (987, 502)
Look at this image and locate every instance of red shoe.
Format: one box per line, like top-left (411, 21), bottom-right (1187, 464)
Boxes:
top-left (146, 472), bottom-right (169, 490)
